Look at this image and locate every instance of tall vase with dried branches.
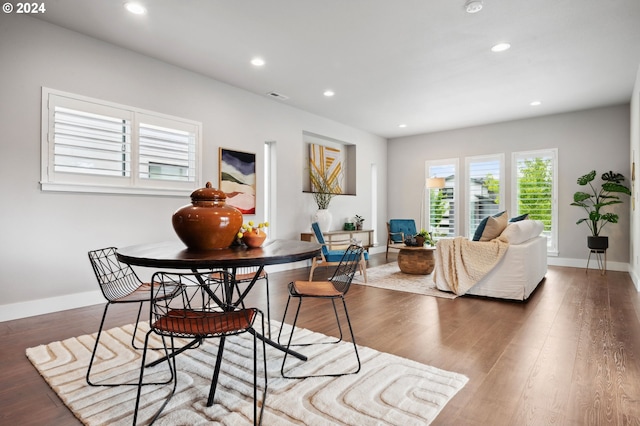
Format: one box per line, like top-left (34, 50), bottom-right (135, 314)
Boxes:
top-left (309, 166), bottom-right (340, 232)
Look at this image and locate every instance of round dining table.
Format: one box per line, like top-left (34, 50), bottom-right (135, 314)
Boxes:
top-left (116, 238), bottom-right (321, 364)
top-left (117, 239), bottom-right (321, 270)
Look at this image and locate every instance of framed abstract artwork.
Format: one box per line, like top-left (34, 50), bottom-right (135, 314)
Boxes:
top-left (218, 148), bottom-right (256, 214)
top-left (309, 143), bottom-right (344, 194)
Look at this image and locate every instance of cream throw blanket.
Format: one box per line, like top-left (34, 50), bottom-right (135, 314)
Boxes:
top-left (434, 236), bottom-right (509, 295)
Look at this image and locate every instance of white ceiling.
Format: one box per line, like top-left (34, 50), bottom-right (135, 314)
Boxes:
top-left (35, 0), bottom-right (640, 138)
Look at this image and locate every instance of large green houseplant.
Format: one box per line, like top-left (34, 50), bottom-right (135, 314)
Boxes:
top-left (570, 170), bottom-right (631, 249)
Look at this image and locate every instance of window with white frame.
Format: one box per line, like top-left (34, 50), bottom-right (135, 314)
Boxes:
top-left (41, 88), bottom-right (202, 195)
top-left (424, 159), bottom-right (459, 239)
top-left (466, 154), bottom-right (505, 238)
top-left (511, 149), bottom-right (558, 255)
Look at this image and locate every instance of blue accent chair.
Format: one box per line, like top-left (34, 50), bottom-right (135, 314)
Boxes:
top-left (386, 219), bottom-right (417, 259)
top-left (309, 222), bottom-right (368, 282)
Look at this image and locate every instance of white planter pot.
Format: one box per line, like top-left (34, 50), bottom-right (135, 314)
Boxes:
top-left (314, 209), bottom-right (332, 232)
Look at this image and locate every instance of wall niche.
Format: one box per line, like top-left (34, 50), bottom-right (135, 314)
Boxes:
top-left (302, 131), bottom-right (356, 196)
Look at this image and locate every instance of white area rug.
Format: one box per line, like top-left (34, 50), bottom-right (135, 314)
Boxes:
top-left (353, 263), bottom-right (457, 299)
top-left (26, 322), bottom-right (468, 425)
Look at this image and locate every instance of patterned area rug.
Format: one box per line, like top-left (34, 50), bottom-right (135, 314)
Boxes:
top-left (26, 322), bottom-right (468, 425)
top-left (352, 263), bottom-right (457, 299)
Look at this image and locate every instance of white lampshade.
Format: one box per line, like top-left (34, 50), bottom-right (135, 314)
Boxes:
top-left (426, 177), bottom-right (445, 189)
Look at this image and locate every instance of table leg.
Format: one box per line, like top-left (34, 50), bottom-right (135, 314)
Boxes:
top-left (249, 328), bottom-right (308, 361)
top-left (207, 336), bottom-right (226, 406)
top-left (146, 337), bottom-right (202, 368)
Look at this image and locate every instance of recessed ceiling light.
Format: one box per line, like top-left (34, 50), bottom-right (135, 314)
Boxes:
top-left (464, 0), bottom-right (483, 13)
top-left (530, 100), bottom-right (542, 106)
top-left (491, 42), bottom-right (511, 53)
top-left (398, 124), bottom-right (407, 128)
top-left (323, 90), bottom-right (335, 97)
top-left (124, 2), bottom-right (146, 15)
top-left (251, 58), bottom-right (265, 67)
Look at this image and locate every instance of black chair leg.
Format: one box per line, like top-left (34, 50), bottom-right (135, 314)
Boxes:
top-left (341, 298), bottom-right (361, 375)
top-left (130, 302), bottom-right (145, 350)
top-left (281, 296), bottom-right (360, 379)
top-left (280, 297), bottom-right (304, 379)
top-left (86, 302), bottom-right (111, 386)
top-left (265, 277), bottom-right (271, 339)
top-left (276, 294), bottom-right (293, 346)
top-left (330, 299), bottom-right (344, 343)
top-left (133, 333), bottom-right (177, 425)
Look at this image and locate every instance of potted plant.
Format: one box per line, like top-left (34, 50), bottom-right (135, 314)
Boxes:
top-left (354, 215), bottom-right (364, 230)
top-left (570, 170), bottom-right (631, 250)
top-left (309, 165), bottom-right (341, 231)
top-left (414, 229), bottom-right (435, 247)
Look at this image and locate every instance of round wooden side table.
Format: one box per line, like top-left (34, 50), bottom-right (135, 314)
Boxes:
top-left (397, 246), bottom-right (436, 275)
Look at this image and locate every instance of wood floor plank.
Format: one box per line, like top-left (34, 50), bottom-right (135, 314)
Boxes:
top-left (3, 253), bottom-right (640, 425)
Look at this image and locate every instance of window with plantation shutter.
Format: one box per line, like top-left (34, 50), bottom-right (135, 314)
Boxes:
top-left (511, 149), bottom-right (558, 255)
top-left (466, 154), bottom-right (505, 238)
top-left (424, 159), bottom-right (459, 239)
top-left (52, 106), bottom-right (132, 177)
top-left (41, 88), bottom-right (201, 195)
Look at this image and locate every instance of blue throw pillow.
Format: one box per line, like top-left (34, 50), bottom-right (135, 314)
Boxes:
top-left (509, 213), bottom-right (529, 222)
top-left (472, 211), bottom-right (506, 241)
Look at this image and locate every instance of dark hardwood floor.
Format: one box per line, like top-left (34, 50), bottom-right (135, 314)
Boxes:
top-left (2, 253), bottom-right (639, 425)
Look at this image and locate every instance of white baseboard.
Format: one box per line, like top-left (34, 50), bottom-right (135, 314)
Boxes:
top-left (2, 256), bottom-right (635, 322)
top-left (548, 256), bottom-right (629, 273)
top-left (0, 260), bottom-right (313, 323)
top-left (629, 268), bottom-right (640, 291)
top-left (0, 290), bottom-right (105, 322)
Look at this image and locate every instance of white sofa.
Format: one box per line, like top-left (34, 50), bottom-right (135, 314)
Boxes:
top-left (435, 220), bottom-right (548, 300)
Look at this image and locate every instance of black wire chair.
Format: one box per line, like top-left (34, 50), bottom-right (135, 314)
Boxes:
top-left (133, 270), bottom-right (267, 426)
top-left (277, 244), bottom-right (363, 379)
top-left (86, 247), bottom-right (178, 387)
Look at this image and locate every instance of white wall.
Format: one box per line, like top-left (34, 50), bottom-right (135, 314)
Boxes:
top-left (387, 105), bottom-right (632, 269)
top-left (0, 16), bottom-right (387, 320)
top-left (630, 66), bottom-right (640, 290)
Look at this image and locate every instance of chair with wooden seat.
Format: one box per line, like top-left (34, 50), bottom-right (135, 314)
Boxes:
top-left (386, 219), bottom-right (417, 259)
top-left (308, 222), bottom-right (368, 282)
top-left (86, 247), bottom-right (178, 387)
top-left (278, 244), bottom-right (364, 379)
top-left (133, 270), bottom-right (267, 425)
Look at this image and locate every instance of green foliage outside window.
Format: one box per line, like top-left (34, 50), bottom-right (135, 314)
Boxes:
top-left (518, 158), bottom-right (552, 231)
top-left (482, 173), bottom-right (500, 204)
top-left (429, 187), bottom-right (448, 234)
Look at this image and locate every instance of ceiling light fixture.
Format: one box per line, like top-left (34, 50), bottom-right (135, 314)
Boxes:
top-left (530, 100), bottom-right (542, 106)
top-left (491, 42), bottom-right (511, 52)
top-left (398, 124), bottom-right (407, 128)
top-left (323, 90), bottom-right (335, 97)
top-left (251, 58), bottom-right (265, 67)
top-left (124, 2), bottom-right (146, 15)
top-left (464, 0), bottom-right (483, 13)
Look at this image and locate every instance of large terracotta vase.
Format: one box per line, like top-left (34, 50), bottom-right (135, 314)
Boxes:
top-left (172, 182), bottom-right (243, 250)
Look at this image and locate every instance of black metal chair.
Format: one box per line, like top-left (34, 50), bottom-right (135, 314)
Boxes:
top-left (86, 247), bottom-right (178, 387)
top-left (278, 244), bottom-right (363, 379)
top-left (133, 270), bottom-right (267, 426)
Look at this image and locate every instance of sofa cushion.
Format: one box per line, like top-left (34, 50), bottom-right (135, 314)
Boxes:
top-left (500, 220), bottom-right (544, 245)
top-left (509, 213), bottom-right (529, 222)
top-left (325, 250), bottom-right (369, 262)
top-left (473, 211), bottom-right (508, 242)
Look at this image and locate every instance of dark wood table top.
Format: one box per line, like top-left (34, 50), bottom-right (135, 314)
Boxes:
top-left (117, 239), bottom-right (322, 269)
